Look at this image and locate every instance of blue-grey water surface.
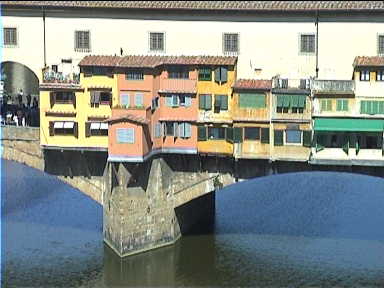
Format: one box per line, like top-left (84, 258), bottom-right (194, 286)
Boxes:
top-left (2, 159), bottom-right (384, 287)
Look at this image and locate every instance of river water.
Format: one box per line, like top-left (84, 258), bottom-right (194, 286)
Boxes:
top-left (2, 159), bottom-right (384, 287)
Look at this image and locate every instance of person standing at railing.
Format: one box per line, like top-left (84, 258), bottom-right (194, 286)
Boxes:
top-left (27, 94), bottom-right (32, 107)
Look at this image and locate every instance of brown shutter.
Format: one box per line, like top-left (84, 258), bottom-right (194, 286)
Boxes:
top-left (90, 91), bottom-right (95, 105)
top-left (85, 122), bottom-right (91, 137)
top-left (72, 93), bottom-right (76, 108)
top-left (74, 122), bottom-right (79, 138)
top-left (50, 92), bottom-right (55, 108)
top-left (109, 93), bottom-right (113, 108)
top-left (49, 121), bottom-right (54, 136)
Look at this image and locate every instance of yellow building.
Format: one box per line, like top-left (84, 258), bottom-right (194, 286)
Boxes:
top-left (232, 79), bottom-right (272, 160)
top-left (196, 57), bottom-right (237, 155)
top-left (40, 56), bottom-right (119, 151)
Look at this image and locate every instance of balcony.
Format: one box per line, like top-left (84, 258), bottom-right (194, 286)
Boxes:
top-left (272, 78), bottom-right (311, 92)
top-left (312, 80), bottom-right (354, 95)
top-left (42, 67), bottom-right (80, 84)
top-left (159, 79), bottom-right (197, 94)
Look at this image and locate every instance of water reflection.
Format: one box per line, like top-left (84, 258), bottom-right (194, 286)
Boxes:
top-left (2, 159), bottom-right (384, 287)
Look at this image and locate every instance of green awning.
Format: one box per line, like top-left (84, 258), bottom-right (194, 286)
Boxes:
top-left (314, 118), bottom-right (384, 132)
top-left (298, 95), bottom-right (306, 108)
top-left (282, 95), bottom-right (291, 108)
top-left (291, 95), bottom-right (299, 108)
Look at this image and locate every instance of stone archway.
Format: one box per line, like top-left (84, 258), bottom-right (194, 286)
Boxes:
top-left (1, 61), bottom-right (39, 104)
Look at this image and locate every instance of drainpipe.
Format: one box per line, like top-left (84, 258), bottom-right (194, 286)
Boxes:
top-left (42, 6), bottom-right (46, 68)
top-left (315, 10), bottom-right (319, 78)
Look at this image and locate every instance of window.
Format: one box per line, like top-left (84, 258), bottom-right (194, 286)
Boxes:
top-left (244, 127), bottom-right (260, 140)
top-left (214, 95), bottom-right (228, 111)
top-left (126, 71), bottom-right (144, 80)
top-left (261, 128), bottom-right (270, 144)
top-left (75, 30), bottom-right (90, 52)
top-left (378, 35), bottom-right (384, 55)
top-left (55, 91), bottom-right (75, 103)
top-left (199, 94), bottom-right (212, 110)
top-left (239, 93), bottom-right (266, 108)
top-left (198, 126), bottom-right (207, 141)
top-left (336, 99), bottom-right (348, 112)
top-left (166, 122), bottom-right (175, 136)
top-left (208, 127), bottom-right (226, 140)
top-left (199, 67), bottom-right (212, 81)
top-left (151, 97), bottom-right (160, 110)
top-left (120, 93), bottom-right (130, 107)
top-left (149, 32), bottom-right (165, 52)
top-left (134, 93), bottom-right (144, 107)
top-left (214, 67), bottom-right (228, 83)
top-left (154, 122), bottom-right (162, 138)
top-left (361, 101), bottom-right (384, 115)
top-left (276, 95), bottom-right (306, 114)
top-left (286, 130), bottom-right (302, 144)
top-left (89, 122), bottom-right (108, 136)
top-left (223, 33), bottom-right (239, 54)
top-left (116, 128), bottom-right (134, 143)
top-left (360, 70), bottom-right (370, 81)
top-left (377, 70), bottom-right (384, 81)
top-left (3, 27), bottom-right (17, 46)
top-left (321, 99), bottom-right (333, 111)
top-left (100, 92), bottom-right (111, 105)
top-left (178, 122), bottom-right (192, 139)
top-left (52, 121), bottom-right (77, 136)
top-left (168, 69), bottom-right (189, 79)
top-left (274, 130), bottom-right (284, 146)
top-left (300, 34), bottom-right (315, 53)
top-left (166, 94), bottom-right (191, 107)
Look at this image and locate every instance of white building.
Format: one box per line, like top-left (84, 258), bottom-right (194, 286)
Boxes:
top-left (2, 1), bottom-right (384, 91)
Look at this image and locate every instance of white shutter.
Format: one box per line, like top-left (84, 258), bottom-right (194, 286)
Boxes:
top-left (173, 122), bottom-right (178, 137)
top-left (185, 123), bottom-right (191, 138)
top-left (135, 93), bottom-right (144, 107)
top-left (185, 95), bottom-right (192, 107)
top-left (162, 122), bottom-right (166, 137)
top-left (179, 123), bottom-right (185, 138)
top-left (64, 122), bottom-right (74, 129)
top-left (166, 95), bottom-right (173, 107)
top-left (54, 122), bottom-right (64, 129)
top-left (120, 93), bottom-right (130, 107)
top-left (172, 95), bottom-right (179, 107)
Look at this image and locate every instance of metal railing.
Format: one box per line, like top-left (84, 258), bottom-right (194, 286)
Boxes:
top-left (311, 79), bottom-right (354, 93)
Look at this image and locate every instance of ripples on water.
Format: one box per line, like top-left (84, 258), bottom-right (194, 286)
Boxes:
top-left (2, 159), bottom-right (384, 287)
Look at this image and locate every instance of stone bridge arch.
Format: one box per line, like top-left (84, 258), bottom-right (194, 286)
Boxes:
top-left (1, 61), bottom-right (39, 104)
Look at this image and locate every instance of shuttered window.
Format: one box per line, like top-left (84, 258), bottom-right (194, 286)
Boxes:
top-left (199, 94), bottom-right (212, 110)
top-left (154, 122), bottom-right (162, 138)
top-left (377, 70), bottom-right (384, 81)
top-left (214, 95), bottom-right (228, 111)
top-left (244, 127), bottom-right (260, 140)
top-left (321, 99), bottom-right (333, 111)
top-left (208, 127), bottom-right (226, 140)
top-left (214, 67), bottom-right (228, 83)
top-left (3, 27), bottom-right (17, 46)
top-left (226, 127), bottom-right (233, 143)
top-left (178, 123), bottom-right (192, 139)
top-left (361, 101), bottom-right (384, 114)
top-left (75, 30), bottom-right (90, 52)
top-left (116, 128), bottom-right (134, 143)
top-left (135, 93), bottom-right (144, 107)
top-left (223, 33), bottom-right (239, 53)
top-left (261, 128), bottom-right (270, 144)
top-left (126, 71), bottom-right (144, 80)
top-left (300, 34), bottom-right (315, 53)
top-left (149, 32), bottom-right (165, 52)
top-left (198, 126), bottom-right (207, 141)
top-left (199, 67), bottom-right (212, 81)
top-left (233, 127), bottom-right (243, 143)
top-left (274, 130), bottom-right (284, 146)
top-left (239, 93), bottom-right (266, 108)
top-left (360, 70), bottom-right (370, 81)
top-left (378, 35), bottom-right (384, 55)
top-left (303, 130), bottom-right (312, 147)
top-left (336, 99), bottom-right (348, 111)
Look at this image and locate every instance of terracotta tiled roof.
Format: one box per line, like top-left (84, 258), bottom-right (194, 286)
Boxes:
top-left (106, 113), bottom-right (149, 125)
top-left (78, 56), bottom-right (121, 67)
top-left (233, 79), bottom-right (272, 90)
top-left (2, 1), bottom-right (384, 11)
top-left (353, 56), bottom-right (384, 67)
top-left (79, 55), bottom-right (237, 68)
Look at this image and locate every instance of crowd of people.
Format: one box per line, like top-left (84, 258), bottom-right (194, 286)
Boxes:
top-left (1, 89), bottom-right (40, 127)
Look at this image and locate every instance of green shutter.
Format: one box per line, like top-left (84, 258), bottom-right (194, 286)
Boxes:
top-left (233, 127), bottom-right (243, 143)
top-left (315, 133), bottom-right (326, 152)
top-left (198, 126), bottom-right (207, 141)
top-left (274, 130), bottom-right (284, 146)
top-left (291, 95), bottom-right (299, 108)
top-left (356, 136), bottom-right (360, 155)
top-left (372, 101), bottom-right (379, 115)
top-left (343, 99), bottom-right (349, 111)
top-left (261, 127), bottom-right (270, 144)
top-left (205, 94), bottom-right (212, 110)
top-left (367, 101), bottom-right (373, 115)
top-left (321, 99), bottom-right (327, 111)
top-left (199, 95), bottom-right (205, 109)
top-left (214, 67), bottom-right (221, 82)
top-left (276, 95), bottom-right (284, 108)
top-left (303, 130), bottom-right (312, 147)
top-left (342, 134), bottom-right (349, 155)
top-left (298, 95), bottom-right (306, 108)
top-left (220, 67), bottom-right (228, 82)
top-left (379, 101), bottom-right (384, 114)
top-left (336, 99), bottom-right (342, 111)
top-left (327, 99), bottom-right (332, 111)
top-left (221, 95), bottom-right (228, 110)
top-left (282, 96), bottom-right (291, 108)
top-left (226, 127), bottom-right (233, 143)
top-left (360, 101), bottom-right (367, 114)
top-left (255, 94), bottom-right (266, 108)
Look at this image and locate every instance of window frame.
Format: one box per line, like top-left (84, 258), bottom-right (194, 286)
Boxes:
top-left (208, 127), bottom-right (226, 140)
top-left (74, 30), bottom-right (91, 52)
top-left (360, 70), bottom-right (370, 81)
top-left (116, 128), bottom-right (135, 144)
top-left (149, 31), bottom-right (166, 53)
top-left (54, 91), bottom-right (75, 104)
top-left (244, 127), bottom-right (261, 141)
top-left (299, 33), bottom-right (316, 55)
top-left (3, 27), bottom-right (18, 47)
top-left (377, 34), bottom-right (384, 56)
top-left (223, 33), bottom-right (239, 55)
top-left (376, 70), bottom-right (384, 81)
top-left (53, 121), bottom-right (76, 136)
top-left (90, 122), bottom-right (108, 136)
top-left (285, 129), bottom-right (303, 145)
top-left (198, 67), bottom-right (212, 81)
top-left (125, 70), bottom-right (144, 81)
